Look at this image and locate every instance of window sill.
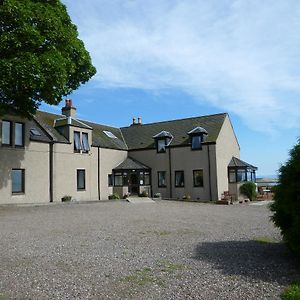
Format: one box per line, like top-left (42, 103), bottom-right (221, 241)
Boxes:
top-left (12, 192), bottom-right (25, 196)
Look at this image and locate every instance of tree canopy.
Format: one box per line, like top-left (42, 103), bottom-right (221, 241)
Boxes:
top-left (0, 0), bottom-right (96, 118)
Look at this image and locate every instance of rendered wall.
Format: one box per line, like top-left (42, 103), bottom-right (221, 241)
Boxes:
top-left (0, 117), bottom-right (50, 204)
top-left (215, 115), bottom-right (240, 199)
top-left (99, 148), bottom-right (128, 200)
top-left (129, 144), bottom-right (218, 201)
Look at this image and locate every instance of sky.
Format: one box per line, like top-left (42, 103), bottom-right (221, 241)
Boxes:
top-left (42, 0), bottom-right (300, 177)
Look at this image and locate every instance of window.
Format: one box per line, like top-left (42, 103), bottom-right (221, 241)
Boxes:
top-left (2, 120), bottom-right (12, 145)
top-left (82, 132), bottom-right (90, 153)
top-left (108, 174), bottom-right (113, 186)
top-left (158, 171), bottom-right (166, 187)
top-left (74, 131), bottom-right (82, 152)
top-left (11, 169), bottom-right (25, 194)
top-left (114, 172), bottom-right (123, 186)
top-left (103, 130), bottom-right (117, 139)
top-left (77, 169), bottom-right (86, 190)
top-left (157, 139), bottom-right (166, 153)
top-left (15, 122), bottom-right (24, 147)
top-left (123, 172), bottom-right (129, 186)
top-left (229, 169), bottom-right (236, 183)
top-left (30, 128), bottom-right (41, 136)
top-left (191, 135), bottom-right (202, 150)
top-left (144, 172), bottom-right (150, 185)
top-left (193, 170), bottom-right (204, 187)
top-left (175, 171), bottom-right (185, 187)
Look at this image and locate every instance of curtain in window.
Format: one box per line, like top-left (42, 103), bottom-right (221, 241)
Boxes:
top-left (15, 123), bottom-right (24, 146)
top-left (82, 133), bottom-right (90, 152)
top-left (192, 135), bottom-right (202, 149)
top-left (157, 139), bottom-right (166, 152)
top-left (74, 132), bottom-right (82, 151)
top-left (175, 171), bottom-right (184, 187)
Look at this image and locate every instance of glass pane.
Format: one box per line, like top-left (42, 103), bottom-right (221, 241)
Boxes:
top-left (108, 174), bottom-right (113, 186)
top-left (82, 133), bottom-right (90, 151)
top-left (15, 123), bottom-right (24, 146)
top-left (192, 136), bottom-right (202, 150)
top-left (158, 171), bottom-right (166, 187)
top-left (194, 170), bottom-right (203, 187)
top-left (114, 175), bottom-right (123, 186)
top-left (74, 132), bottom-right (82, 151)
top-left (123, 173), bottom-right (129, 185)
top-left (144, 174), bottom-right (150, 185)
top-left (237, 170), bottom-right (246, 182)
top-left (157, 140), bottom-right (166, 152)
top-left (175, 171), bottom-right (184, 187)
top-left (229, 170), bottom-right (236, 183)
top-left (12, 169), bottom-right (24, 193)
top-left (2, 121), bottom-right (11, 145)
top-left (77, 170), bottom-right (85, 189)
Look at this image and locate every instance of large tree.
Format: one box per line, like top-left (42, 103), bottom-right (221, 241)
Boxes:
top-left (0, 0), bottom-right (96, 118)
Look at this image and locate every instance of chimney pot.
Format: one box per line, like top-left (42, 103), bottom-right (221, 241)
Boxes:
top-left (132, 117), bottom-right (136, 125)
top-left (138, 117), bottom-right (142, 125)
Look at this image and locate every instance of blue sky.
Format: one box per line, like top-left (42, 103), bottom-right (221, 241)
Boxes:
top-left (42, 0), bottom-right (300, 176)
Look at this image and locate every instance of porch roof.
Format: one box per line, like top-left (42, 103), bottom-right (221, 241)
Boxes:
top-left (228, 157), bottom-right (257, 170)
top-left (114, 157), bottom-right (151, 171)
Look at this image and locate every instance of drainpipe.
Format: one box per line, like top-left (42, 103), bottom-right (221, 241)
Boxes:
top-left (207, 144), bottom-right (212, 201)
top-left (98, 147), bottom-right (100, 200)
top-left (49, 142), bottom-right (54, 202)
top-left (168, 147), bottom-right (172, 199)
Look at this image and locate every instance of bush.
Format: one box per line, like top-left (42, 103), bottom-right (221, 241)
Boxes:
top-left (239, 182), bottom-right (257, 201)
top-left (108, 193), bottom-right (120, 200)
top-left (182, 195), bottom-right (191, 201)
top-left (61, 195), bottom-right (72, 202)
top-left (153, 193), bottom-right (161, 198)
top-left (281, 281), bottom-right (300, 300)
top-left (271, 140), bottom-right (300, 257)
top-left (139, 190), bottom-right (148, 197)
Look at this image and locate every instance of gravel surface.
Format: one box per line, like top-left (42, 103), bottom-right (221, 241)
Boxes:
top-left (0, 200), bottom-right (299, 300)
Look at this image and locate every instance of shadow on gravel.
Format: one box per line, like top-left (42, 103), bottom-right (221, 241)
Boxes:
top-left (194, 240), bottom-right (300, 285)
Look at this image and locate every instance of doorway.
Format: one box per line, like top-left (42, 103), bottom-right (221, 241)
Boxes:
top-left (128, 172), bottom-right (139, 195)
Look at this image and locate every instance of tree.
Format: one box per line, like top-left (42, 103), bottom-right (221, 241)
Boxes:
top-left (270, 139), bottom-right (300, 256)
top-left (0, 0), bottom-right (96, 118)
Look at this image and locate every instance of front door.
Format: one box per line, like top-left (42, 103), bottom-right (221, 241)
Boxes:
top-left (129, 172), bottom-right (139, 195)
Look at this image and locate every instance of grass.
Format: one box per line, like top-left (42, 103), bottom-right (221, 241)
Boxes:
top-left (281, 281), bottom-right (300, 300)
top-left (123, 267), bottom-right (165, 287)
top-left (254, 236), bottom-right (278, 244)
top-left (0, 295), bottom-right (8, 300)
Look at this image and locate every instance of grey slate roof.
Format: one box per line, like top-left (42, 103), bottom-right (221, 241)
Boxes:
top-left (121, 113), bottom-right (227, 150)
top-left (33, 111), bottom-right (227, 151)
top-left (228, 157), bottom-right (257, 170)
top-left (29, 120), bottom-right (52, 143)
top-left (114, 157), bottom-right (150, 170)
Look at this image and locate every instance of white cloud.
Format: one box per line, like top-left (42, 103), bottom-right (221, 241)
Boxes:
top-left (63, 0), bottom-right (300, 132)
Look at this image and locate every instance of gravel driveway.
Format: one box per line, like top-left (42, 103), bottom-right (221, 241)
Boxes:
top-left (0, 200), bottom-right (299, 300)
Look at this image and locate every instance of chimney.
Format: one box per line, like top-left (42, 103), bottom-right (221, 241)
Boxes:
top-left (132, 117), bottom-right (136, 125)
top-left (62, 99), bottom-right (77, 118)
top-left (138, 117), bottom-right (142, 125)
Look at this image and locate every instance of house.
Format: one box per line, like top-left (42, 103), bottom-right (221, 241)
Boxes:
top-left (0, 100), bottom-right (257, 204)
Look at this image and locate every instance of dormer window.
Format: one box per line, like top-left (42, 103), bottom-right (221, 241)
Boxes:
top-left (188, 126), bottom-right (208, 150)
top-left (74, 131), bottom-right (90, 154)
top-left (153, 131), bottom-right (173, 153)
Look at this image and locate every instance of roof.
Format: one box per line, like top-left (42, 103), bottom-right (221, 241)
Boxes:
top-left (228, 157), bottom-right (257, 170)
top-left (32, 111), bottom-right (227, 151)
top-left (34, 111), bottom-right (127, 150)
top-left (114, 157), bottom-right (150, 170)
top-left (121, 113), bottom-right (227, 150)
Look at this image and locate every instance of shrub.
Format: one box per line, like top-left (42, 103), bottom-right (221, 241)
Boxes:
top-left (108, 193), bottom-right (120, 200)
top-left (182, 195), bottom-right (191, 201)
top-left (61, 195), bottom-right (72, 202)
top-left (139, 190), bottom-right (148, 197)
top-left (270, 140), bottom-right (300, 257)
top-left (239, 182), bottom-right (257, 201)
top-left (153, 193), bottom-right (161, 198)
top-left (281, 281), bottom-right (300, 300)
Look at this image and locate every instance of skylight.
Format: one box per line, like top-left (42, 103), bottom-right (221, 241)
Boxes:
top-left (103, 130), bottom-right (117, 139)
top-left (30, 128), bottom-right (41, 136)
